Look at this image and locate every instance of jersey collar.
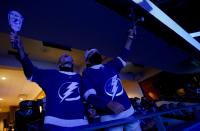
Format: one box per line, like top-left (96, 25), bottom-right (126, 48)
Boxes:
top-left (90, 64), bottom-right (104, 69)
top-left (59, 71), bottom-right (77, 75)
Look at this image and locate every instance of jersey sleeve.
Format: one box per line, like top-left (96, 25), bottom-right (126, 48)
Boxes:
top-left (82, 70), bottom-right (97, 100)
top-left (82, 70), bottom-right (110, 110)
top-left (19, 55), bottom-right (45, 89)
top-left (19, 54), bottom-right (34, 80)
top-left (106, 48), bottom-right (130, 72)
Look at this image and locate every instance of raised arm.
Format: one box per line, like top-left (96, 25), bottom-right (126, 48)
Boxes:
top-left (106, 28), bottom-right (136, 72)
top-left (10, 32), bottom-right (34, 79)
top-left (10, 32), bottom-right (26, 59)
top-left (124, 28), bottom-right (135, 50)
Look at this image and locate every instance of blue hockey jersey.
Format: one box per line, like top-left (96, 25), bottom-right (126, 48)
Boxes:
top-left (82, 48), bottom-right (135, 122)
top-left (20, 56), bottom-right (88, 128)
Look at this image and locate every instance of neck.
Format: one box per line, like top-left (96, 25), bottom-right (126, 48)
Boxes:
top-left (59, 67), bottom-right (73, 72)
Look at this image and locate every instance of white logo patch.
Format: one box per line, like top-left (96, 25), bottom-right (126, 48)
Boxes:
top-left (58, 82), bottom-right (80, 103)
top-left (104, 75), bottom-right (124, 100)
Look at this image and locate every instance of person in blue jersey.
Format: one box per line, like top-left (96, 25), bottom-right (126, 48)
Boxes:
top-left (82, 29), bottom-right (141, 131)
top-left (10, 32), bottom-right (88, 131)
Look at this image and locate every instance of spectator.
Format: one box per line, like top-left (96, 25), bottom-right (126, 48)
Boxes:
top-left (131, 97), bottom-right (147, 115)
top-left (141, 97), bottom-right (158, 113)
top-left (82, 29), bottom-right (141, 131)
top-left (10, 32), bottom-right (88, 130)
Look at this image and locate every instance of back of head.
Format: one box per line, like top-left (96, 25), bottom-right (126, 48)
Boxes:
top-left (85, 48), bottom-right (102, 67)
top-left (58, 53), bottom-right (74, 71)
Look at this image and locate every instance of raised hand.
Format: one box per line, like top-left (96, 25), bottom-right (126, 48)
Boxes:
top-left (10, 32), bottom-right (26, 59)
top-left (128, 27), bottom-right (136, 39)
top-left (10, 32), bottom-right (22, 49)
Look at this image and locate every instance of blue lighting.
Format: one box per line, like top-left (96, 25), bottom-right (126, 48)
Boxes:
top-left (190, 31), bottom-right (200, 38)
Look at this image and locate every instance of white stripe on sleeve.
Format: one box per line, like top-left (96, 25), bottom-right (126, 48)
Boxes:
top-left (117, 57), bottom-right (127, 67)
top-left (84, 89), bottom-right (96, 100)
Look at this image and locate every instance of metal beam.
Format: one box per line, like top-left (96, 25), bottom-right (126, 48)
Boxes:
top-left (190, 31), bottom-right (200, 38)
top-left (131, 0), bottom-right (200, 51)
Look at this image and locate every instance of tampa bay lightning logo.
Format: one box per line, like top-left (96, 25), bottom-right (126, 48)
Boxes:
top-left (58, 82), bottom-right (80, 103)
top-left (104, 75), bottom-right (124, 100)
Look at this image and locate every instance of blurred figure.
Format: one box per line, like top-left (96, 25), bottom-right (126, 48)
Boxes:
top-left (131, 97), bottom-right (147, 115)
top-left (168, 103), bottom-right (186, 117)
top-left (15, 100), bottom-right (40, 131)
top-left (141, 97), bottom-right (158, 113)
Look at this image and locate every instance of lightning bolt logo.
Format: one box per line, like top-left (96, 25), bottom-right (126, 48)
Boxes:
top-left (111, 75), bottom-right (118, 100)
top-left (58, 82), bottom-right (79, 103)
top-left (104, 75), bottom-right (124, 98)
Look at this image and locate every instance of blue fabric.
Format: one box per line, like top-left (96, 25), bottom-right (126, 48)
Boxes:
top-left (20, 56), bottom-right (86, 125)
top-left (20, 54), bottom-right (34, 79)
top-left (82, 48), bottom-right (133, 116)
top-left (105, 120), bottom-right (141, 131)
top-left (43, 124), bottom-right (82, 131)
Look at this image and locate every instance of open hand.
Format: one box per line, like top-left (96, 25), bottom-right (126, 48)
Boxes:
top-left (128, 27), bottom-right (136, 39)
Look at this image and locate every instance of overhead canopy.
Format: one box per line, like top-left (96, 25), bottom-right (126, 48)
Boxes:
top-left (0, 0), bottom-right (200, 73)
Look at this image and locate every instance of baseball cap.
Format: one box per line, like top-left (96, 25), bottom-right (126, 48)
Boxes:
top-left (84, 48), bottom-right (100, 61)
top-left (58, 53), bottom-right (73, 68)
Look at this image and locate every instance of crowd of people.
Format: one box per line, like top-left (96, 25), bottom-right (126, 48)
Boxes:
top-left (130, 97), bottom-right (198, 130)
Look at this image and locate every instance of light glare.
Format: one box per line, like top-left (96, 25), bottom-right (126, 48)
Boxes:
top-left (1, 77), bottom-right (6, 80)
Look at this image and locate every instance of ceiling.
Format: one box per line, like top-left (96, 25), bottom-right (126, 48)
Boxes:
top-left (0, 0), bottom-right (200, 112)
top-left (0, 0), bottom-right (199, 74)
top-left (0, 67), bottom-right (42, 112)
